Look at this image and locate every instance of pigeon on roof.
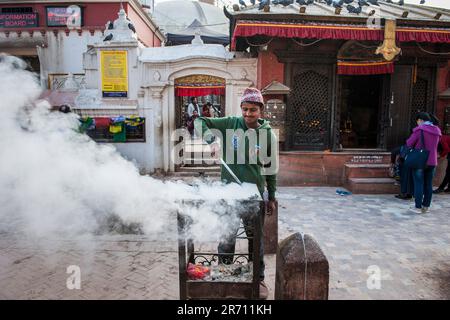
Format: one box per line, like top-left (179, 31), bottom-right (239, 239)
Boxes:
top-left (347, 4), bottom-right (362, 13)
top-left (103, 33), bottom-right (113, 41)
top-left (128, 22), bottom-right (136, 33)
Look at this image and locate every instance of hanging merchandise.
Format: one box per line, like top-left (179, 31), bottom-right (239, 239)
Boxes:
top-left (111, 115), bottom-right (126, 123)
top-left (125, 116), bottom-right (145, 127)
top-left (109, 122), bottom-right (123, 134)
top-left (79, 117), bottom-right (95, 133)
top-left (109, 116), bottom-right (126, 142)
top-left (124, 116), bottom-right (144, 138)
top-left (94, 117), bottom-right (111, 128)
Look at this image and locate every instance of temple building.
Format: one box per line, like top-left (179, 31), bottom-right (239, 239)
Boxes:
top-left (226, 0), bottom-right (450, 192)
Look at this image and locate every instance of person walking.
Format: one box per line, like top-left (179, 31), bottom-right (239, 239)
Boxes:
top-left (406, 112), bottom-right (442, 214)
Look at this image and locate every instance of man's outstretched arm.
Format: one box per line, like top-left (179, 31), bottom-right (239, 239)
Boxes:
top-left (194, 117), bottom-right (231, 144)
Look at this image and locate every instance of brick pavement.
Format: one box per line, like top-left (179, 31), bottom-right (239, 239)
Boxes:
top-left (0, 187), bottom-right (449, 300)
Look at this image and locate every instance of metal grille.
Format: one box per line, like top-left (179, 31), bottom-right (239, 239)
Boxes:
top-left (289, 70), bottom-right (330, 149)
top-left (177, 200), bottom-right (262, 300)
top-left (410, 77), bottom-right (428, 129)
top-left (175, 96), bottom-right (185, 129)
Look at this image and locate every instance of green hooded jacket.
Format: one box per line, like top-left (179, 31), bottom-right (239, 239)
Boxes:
top-left (195, 116), bottom-right (277, 200)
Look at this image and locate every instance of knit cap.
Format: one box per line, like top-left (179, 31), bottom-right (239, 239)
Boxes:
top-left (240, 87), bottom-right (264, 107)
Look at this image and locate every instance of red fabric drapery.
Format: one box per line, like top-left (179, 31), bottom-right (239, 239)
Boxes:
top-left (231, 21), bottom-right (384, 49)
top-left (175, 86), bottom-right (225, 97)
top-left (337, 61), bottom-right (394, 75)
top-left (231, 21), bottom-right (450, 50)
top-left (397, 27), bottom-right (450, 43)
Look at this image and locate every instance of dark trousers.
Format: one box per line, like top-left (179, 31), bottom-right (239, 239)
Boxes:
top-left (399, 161), bottom-right (414, 195)
top-left (391, 146), bottom-right (401, 164)
top-left (412, 166), bottom-right (436, 208)
top-left (438, 156), bottom-right (450, 190)
top-left (218, 210), bottom-right (265, 280)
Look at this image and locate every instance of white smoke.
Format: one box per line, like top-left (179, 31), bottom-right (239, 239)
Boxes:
top-left (0, 55), bottom-right (260, 243)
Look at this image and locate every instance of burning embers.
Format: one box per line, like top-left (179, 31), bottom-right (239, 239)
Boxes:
top-left (187, 262), bottom-right (253, 282)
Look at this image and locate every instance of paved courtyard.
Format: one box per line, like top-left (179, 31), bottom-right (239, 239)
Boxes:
top-left (0, 187), bottom-right (449, 300)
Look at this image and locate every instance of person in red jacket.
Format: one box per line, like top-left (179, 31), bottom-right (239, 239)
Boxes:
top-left (433, 134), bottom-right (450, 193)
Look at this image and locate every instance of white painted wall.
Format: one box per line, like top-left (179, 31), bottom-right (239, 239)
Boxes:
top-left (139, 47), bottom-right (257, 172)
top-left (75, 40), bottom-right (257, 174)
top-left (38, 30), bottom-right (104, 88)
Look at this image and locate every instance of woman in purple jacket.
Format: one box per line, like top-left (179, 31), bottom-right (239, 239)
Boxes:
top-left (406, 112), bottom-right (442, 214)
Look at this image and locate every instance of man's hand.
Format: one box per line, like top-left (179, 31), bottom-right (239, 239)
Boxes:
top-left (267, 200), bottom-right (276, 216)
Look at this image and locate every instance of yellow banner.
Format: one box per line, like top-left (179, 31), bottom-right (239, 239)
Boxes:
top-left (101, 50), bottom-right (128, 98)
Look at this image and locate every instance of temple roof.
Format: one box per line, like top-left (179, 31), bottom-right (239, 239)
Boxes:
top-left (226, 1), bottom-right (450, 26)
top-left (165, 19), bottom-right (229, 46)
top-left (153, 0), bottom-right (229, 35)
top-left (139, 42), bottom-right (234, 63)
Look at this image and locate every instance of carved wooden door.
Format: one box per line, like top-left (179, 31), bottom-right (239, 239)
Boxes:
top-left (286, 64), bottom-right (334, 150)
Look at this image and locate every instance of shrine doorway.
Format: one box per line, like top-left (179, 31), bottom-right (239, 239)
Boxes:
top-left (174, 74), bottom-right (226, 130)
top-left (337, 74), bottom-right (384, 149)
top-left (173, 74), bottom-right (226, 172)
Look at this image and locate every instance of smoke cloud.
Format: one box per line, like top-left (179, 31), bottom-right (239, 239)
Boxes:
top-left (0, 55), bottom-right (260, 244)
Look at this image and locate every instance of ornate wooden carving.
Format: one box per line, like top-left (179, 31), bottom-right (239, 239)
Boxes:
top-left (376, 20), bottom-right (401, 61)
top-left (175, 75), bottom-right (225, 85)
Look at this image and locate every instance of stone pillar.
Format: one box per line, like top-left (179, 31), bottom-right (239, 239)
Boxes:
top-left (264, 200), bottom-right (278, 254)
top-left (275, 233), bottom-right (329, 300)
top-left (149, 86), bottom-right (166, 171)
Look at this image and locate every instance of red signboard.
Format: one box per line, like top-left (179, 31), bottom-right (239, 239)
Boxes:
top-left (0, 13), bottom-right (38, 28)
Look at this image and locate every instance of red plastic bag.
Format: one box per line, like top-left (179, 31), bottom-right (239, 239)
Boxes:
top-left (186, 263), bottom-right (210, 280)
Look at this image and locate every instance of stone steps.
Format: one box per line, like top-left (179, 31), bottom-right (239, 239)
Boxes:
top-left (343, 156), bottom-right (399, 194)
top-left (167, 170), bottom-right (221, 178)
top-left (344, 163), bottom-right (391, 179)
top-left (345, 178), bottom-right (399, 194)
top-left (177, 140), bottom-right (220, 175)
top-left (164, 174), bottom-right (221, 184)
top-left (182, 158), bottom-right (219, 167)
top-left (177, 166), bottom-right (221, 173)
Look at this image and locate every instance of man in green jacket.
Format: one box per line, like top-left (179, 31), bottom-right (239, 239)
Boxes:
top-left (195, 87), bottom-right (278, 299)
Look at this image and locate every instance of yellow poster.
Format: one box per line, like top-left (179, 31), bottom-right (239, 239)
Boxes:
top-left (101, 50), bottom-right (128, 98)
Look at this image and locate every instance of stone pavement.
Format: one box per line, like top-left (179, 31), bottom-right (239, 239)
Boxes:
top-left (0, 187), bottom-right (449, 300)
top-left (277, 187), bottom-right (450, 300)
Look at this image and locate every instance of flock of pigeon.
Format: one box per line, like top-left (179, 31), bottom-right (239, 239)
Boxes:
top-left (237, 0), bottom-right (427, 13)
top-left (103, 19), bottom-right (136, 42)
